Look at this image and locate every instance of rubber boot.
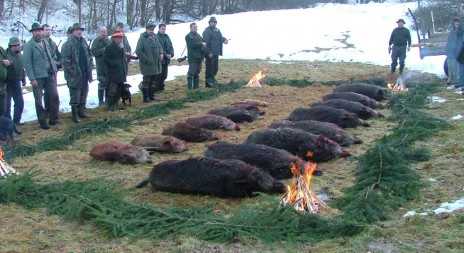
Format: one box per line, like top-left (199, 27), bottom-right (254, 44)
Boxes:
top-left (98, 89), bottom-right (104, 106)
top-left (193, 77), bottom-right (199, 89)
top-left (71, 106), bottom-right (80, 123)
top-left (142, 88), bottom-right (151, 103)
top-left (78, 104), bottom-right (90, 118)
top-left (205, 78), bottom-right (215, 88)
top-left (107, 97), bottom-right (115, 112)
top-left (187, 78), bottom-right (193, 90)
top-left (148, 86), bottom-right (156, 101)
top-left (212, 76), bottom-right (218, 85)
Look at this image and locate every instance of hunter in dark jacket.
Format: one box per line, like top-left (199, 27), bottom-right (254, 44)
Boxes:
top-left (185, 22), bottom-right (206, 89)
top-left (446, 18), bottom-right (464, 86)
top-left (5, 37), bottom-right (26, 125)
top-left (104, 31), bottom-right (128, 111)
top-left (156, 24), bottom-right (174, 92)
top-left (91, 27), bottom-right (111, 105)
top-left (202, 16), bottom-right (228, 87)
top-left (135, 22), bottom-right (163, 102)
top-left (388, 18), bottom-right (411, 74)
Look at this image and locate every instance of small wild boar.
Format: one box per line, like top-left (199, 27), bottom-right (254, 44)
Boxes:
top-left (245, 128), bottom-right (350, 163)
top-left (311, 99), bottom-right (384, 120)
top-left (232, 99), bottom-right (269, 107)
top-left (332, 83), bottom-right (390, 101)
top-left (130, 135), bottom-right (188, 153)
top-left (288, 106), bottom-right (370, 128)
top-left (268, 120), bottom-right (362, 147)
top-left (204, 141), bottom-right (322, 179)
top-left (322, 92), bottom-right (384, 109)
top-left (136, 157), bottom-right (286, 198)
top-left (208, 105), bottom-right (263, 123)
top-left (162, 123), bottom-right (220, 142)
top-left (90, 140), bottom-right (153, 164)
top-left (185, 115), bottom-right (240, 131)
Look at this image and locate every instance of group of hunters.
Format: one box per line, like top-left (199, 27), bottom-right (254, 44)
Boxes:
top-left (0, 16), bottom-right (227, 132)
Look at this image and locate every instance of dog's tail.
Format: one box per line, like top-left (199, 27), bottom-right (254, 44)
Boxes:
top-left (13, 125), bottom-right (22, 135)
top-left (136, 179), bottom-right (150, 188)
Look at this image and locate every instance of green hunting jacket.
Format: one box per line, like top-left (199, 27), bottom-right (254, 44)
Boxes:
top-left (203, 26), bottom-right (225, 56)
top-left (23, 37), bottom-right (58, 81)
top-left (43, 35), bottom-right (62, 63)
top-left (185, 31), bottom-right (206, 63)
top-left (0, 47), bottom-right (7, 94)
top-left (6, 48), bottom-right (25, 84)
top-left (61, 35), bottom-right (93, 88)
top-left (157, 32), bottom-right (174, 64)
top-left (136, 31), bottom-right (163, 76)
top-left (91, 36), bottom-right (111, 76)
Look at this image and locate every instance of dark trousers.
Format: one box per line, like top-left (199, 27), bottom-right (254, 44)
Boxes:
top-left (5, 81), bottom-right (24, 124)
top-left (205, 55), bottom-right (219, 79)
top-left (0, 91), bottom-right (6, 117)
top-left (69, 74), bottom-right (90, 107)
top-left (108, 82), bottom-right (123, 100)
top-left (391, 45), bottom-right (407, 73)
top-left (33, 74), bottom-right (59, 124)
top-left (141, 75), bottom-right (157, 89)
top-left (157, 62), bottom-right (169, 90)
top-left (188, 61), bottom-right (202, 79)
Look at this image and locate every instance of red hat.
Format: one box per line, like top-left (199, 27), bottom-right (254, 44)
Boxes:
top-left (112, 31), bottom-right (124, 37)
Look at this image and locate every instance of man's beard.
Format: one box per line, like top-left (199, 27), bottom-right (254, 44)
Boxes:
top-left (34, 35), bottom-right (42, 42)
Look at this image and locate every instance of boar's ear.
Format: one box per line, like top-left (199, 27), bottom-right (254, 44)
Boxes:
top-left (316, 135), bottom-right (329, 148)
top-left (162, 140), bottom-right (172, 147)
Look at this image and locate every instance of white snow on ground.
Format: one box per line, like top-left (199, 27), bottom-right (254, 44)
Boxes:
top-left (404, 198), bottom-right (464, 217)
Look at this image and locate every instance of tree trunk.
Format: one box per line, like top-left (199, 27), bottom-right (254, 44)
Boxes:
top-left (37, 0), bottom-right (49, 23)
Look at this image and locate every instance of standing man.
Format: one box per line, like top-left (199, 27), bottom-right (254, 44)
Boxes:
top-left (446, 18), bottom-right (463, 87)
top-left (104, 31), bottom-right (128, 112)
top-left (135, 22), bottom-right (163, 103)
top-left (156, 23), bottom-right (174, 92)
top-left (0, 45), bottom-right (10, 120)
top-left (91, 27), bottom-right (111, 105)
top-left (42, 24), bottom-right (62, 69)
top-left (61, 23), bottom-right (93, 123)
top-left (203, 17), bottom-right (228, 88)
top-left (115, 22), bottom-right (132, 55)
top-left (185, 23), bottom-right (207, 90)
top-left (23, 23), bottom-right (60, 129)
top-left (388, 19), bottom-right (411, 75)
top-left (5, 37), bottom-right (26, 126)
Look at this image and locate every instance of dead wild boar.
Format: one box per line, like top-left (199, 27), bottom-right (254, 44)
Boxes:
top-left (311, 99), bottom-right (384, 120)
top-left (288, 106), bottom-right (370, 128)
top-left (90, 140), bottom-right (153, 164)
top-left (185, 115), bottom-right (240, 131)
top-left (130, 135), bottom-right (188, 153)
top-left (322, 92), bottom-right (384, 109)
top-left (208, 105), bottom-right (263, 123)
top-left (162, 123), bottom-right (220, 142)
top-left (268, 120), bottom-right (362, 147)
top-left (204, 141), bottom-right (322, 179)
top-left (136, 157), bottom-right (286, 198)
top-left (332, 83), bottom-right (390, 101)
top-left (245, 128), bottom-right (350, 163)
top-left (232, 99), bottom-right (269, 107)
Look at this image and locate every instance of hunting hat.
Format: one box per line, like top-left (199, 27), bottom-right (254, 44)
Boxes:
top-left (67, 26), bottom-right (73, 34)
top-left (112, 31), bottom-right (124, 37)
top-left (29, 22), bottom-right (43, 32)
top-left (396, 19), bottom-right (405, 24)
top-left (453, 18), bottom-right (461, 23)
top-left (8, 37), bottom-right (21, 46)
top-left (116, 22), bottom-right (124, 27)
top-left (145, 22), bottom-right (156, 29)
top-left (209, 17), bottom-right (217, 23)
top-left (71, 23), bottom-right (84, 32)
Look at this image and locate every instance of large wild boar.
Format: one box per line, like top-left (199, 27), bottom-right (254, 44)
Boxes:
top-left (332, 83), bottom-right (390, 101)
top-left (204, 141), bottom-right (322, 179)
top-left (322, 92), bottom-right (384, 109)
top-left (245, 128), bottom-right (350, 163)
top-left (268, 120), bottom-right (362, 147)
top-left (208, 105), bottom-right (263, 123)
top-left (136, 157), bottom-right (286, 198)
top-left (231, 99), bottom-right (269, 107)
top-left (162, 123), bottom-right (220, 142)
top-left (311, 99), bottom-right (384, 120)
top-left (130, 135), bottom-right (188, 153)
top-left (288, 106), bottom-right (370, 128)
top-left (185, 115), bottom-right (240, 131)
top-left (90, 140), bottom-right (153, 164)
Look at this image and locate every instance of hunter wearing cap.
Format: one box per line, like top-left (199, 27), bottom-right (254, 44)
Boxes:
top-left (203, 16), bottom-right (228, 88)
top-left (104, 31), bottom-right (128, 111)
top-left (388, 18), bottom-right (411, 75)
top-left (91, 27), bottom-right (111, 105)
top-left (23, 22), bottom-right (60, 129)
top-left (135, 22), bottom-right (164, 103)
top-left (61, 23), bottom-right (93, 123)
top-left (5, 37), bottom-right (26, 126)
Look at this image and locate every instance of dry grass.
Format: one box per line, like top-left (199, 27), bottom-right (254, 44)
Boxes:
top-left (1, 59), bottom-right (463, 252)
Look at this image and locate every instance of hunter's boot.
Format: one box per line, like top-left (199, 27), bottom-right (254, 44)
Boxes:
top-left (212, 76), bottom-right (218, 85)
top-left (78, 104), bottom-right (90, 118)
top-left (205, 78), bottom-right (215, 88)
top-left (107, 97), bottom-right (115, 112)
top-left (148, 86), bottom-right (156, 101)
top-left (98, 89), bottom-right (104, 106)
top-left (71, 106), bottom-right (80, 123)
top-left (105, 86), bottom-right (110, 104)
top-left (160, 82), bottom-right (165, 91)
top-left (193, 77), bottom-right (200, 89)
top-left (142, 88), bottom-right (151, 103)
top-left (187, 78), bottom-right (193, 90)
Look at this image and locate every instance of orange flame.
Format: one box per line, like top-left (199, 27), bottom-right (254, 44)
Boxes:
top-left (246, 69), bottom-right (267, 87)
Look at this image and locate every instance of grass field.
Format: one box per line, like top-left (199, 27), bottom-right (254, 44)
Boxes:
top-left (1, 59), bottom-right (463, 252)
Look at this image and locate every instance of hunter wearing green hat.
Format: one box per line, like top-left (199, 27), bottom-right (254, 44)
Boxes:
top-left (203, 16), bottom-right (228, 88)
top-left (5, 36), bottom-right (26, 126)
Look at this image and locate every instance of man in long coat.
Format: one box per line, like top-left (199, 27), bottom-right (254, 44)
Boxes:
top-left (156, 23), bottom-right (174, 92)
top-left (203, 16), bottom-right (228, 87)
top-left (185, 23), bottom-right (206, 89)
top-left (104, 31), bottom-right (128, 111)
top-left (91, 27), bottom-right (111, 105)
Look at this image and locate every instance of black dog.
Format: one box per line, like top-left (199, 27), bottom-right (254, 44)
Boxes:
top-left (121, 83), bottom-right (132, 107)
top-left (0, 116), bottom-right (22, 144)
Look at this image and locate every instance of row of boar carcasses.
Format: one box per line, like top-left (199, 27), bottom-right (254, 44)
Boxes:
top-left (90, 83), bottom-right (389, 198)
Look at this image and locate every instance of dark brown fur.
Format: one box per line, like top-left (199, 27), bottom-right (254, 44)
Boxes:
top-left (162, 123), bottom-right (220, 142)
top-left (185, 115), bottom-right (240, 131)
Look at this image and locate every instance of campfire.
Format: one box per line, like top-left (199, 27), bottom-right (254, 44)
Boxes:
top-left (0, 147), bottom-right (18, 177)
top-left (280, 154), bottom-right (326, 213)
top-left (246, 69), bottom-right (267, 87)
top-left (387, 75), bottom-right (408, 92)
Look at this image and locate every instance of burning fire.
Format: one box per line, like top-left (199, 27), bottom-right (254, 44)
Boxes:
top-left (0, 147), bottom-right (18, 177)
top-left (246, 69), bottom-right (267, 87)
top-left (280, 160), bottom-right (326, 213)
top-left (387, 75), bottom-right (408, 92)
